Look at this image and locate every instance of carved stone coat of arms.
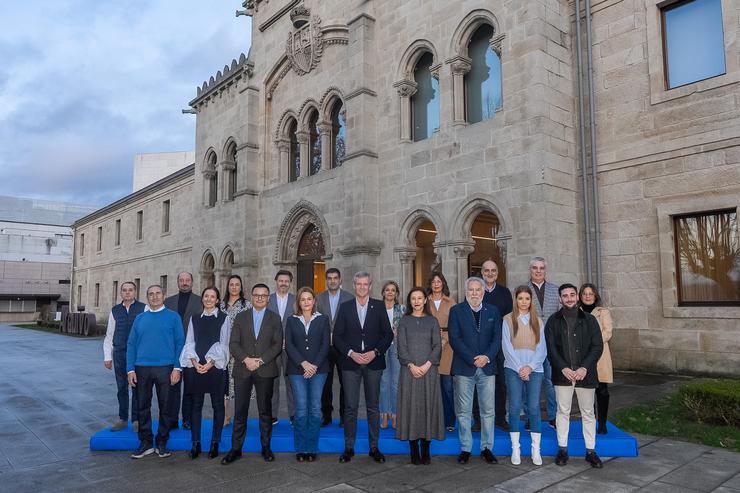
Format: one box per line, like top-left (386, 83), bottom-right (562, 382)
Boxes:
top-left (286, 15), bottom-right (324, 76)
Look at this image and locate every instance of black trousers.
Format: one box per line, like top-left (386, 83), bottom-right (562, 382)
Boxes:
top-left (167, 378), bottom-right (193, 427)
top-left (494, 351), bottom-right (507, 420)
top-left (231, 374), bottom-right (274, 451)
top-left (136, 365), bottom-right (173, 447)
top-left (191, 391), bottom-right (226, 445)
top-left (341, 366), bottom-right (382, 449)
top-left (321, 348), bottom-right (345, 421)
top-left (595, 382), bottom-right (610, 423)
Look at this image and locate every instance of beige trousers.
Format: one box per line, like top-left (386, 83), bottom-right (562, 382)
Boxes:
top-left (555, 383), bottom-right (596, 450)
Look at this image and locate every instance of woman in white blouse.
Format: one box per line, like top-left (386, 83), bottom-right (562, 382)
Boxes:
top-left (179, 286), bottom-right (231, 460)
top-left (502, 285), bottom-right (547, 466)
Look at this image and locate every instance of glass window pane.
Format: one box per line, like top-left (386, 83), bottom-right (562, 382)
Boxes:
top-left (289, 120), bottom-right (299, 182)
top-left (309, 111), bottom-right (321, 175)
top-left (412, 52), bottom-right (440, 141)
top-left (331, 102), bottom-right (346, 168)
top-left (465, 24), bottom-right (502, 124)
top-left (664, 0), bottom-right (726, 89)
top-left (674, 210), bottom-right (740, 304)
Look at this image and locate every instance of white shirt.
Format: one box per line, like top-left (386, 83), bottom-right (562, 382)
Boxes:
top-left (103, 302), bottom-right (148, 361)
top-left (294, 312), bottom-right (322, 334)
top-left (328, 290), bottom-right (341, 319)
top-left (433, 299), bottom-right (441, 311)
top-left (276, 292), bottom-right (289, 319)
top-left (179, 308), bottom-right (232, 370)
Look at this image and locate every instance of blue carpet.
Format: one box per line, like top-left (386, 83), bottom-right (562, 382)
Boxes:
top-left (90, 419), bottom-right (638, 457)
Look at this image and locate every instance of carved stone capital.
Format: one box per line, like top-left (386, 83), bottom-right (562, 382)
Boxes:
top-left (452, 244), bottom-right (475, 257)
top-left (490, 33), bottom-right (506, 57)
top-left (430, 63), bottom-right (442, 81)
top-left (317, 121), bottom-right (333, 135)
top-left (295, 130), bottom-right (310, 144)
top-left (202, 169), bottom-right (216, 179)
top-left (275, 138), bottom-right (291, 152)
top-left (393, 79), bottom-right (418, 98)
top-left (220, 160), bottom-right (236, 171)
top-left (447, 55), bottom-right (472, 76)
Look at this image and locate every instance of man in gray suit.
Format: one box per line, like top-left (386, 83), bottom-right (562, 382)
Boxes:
top-left (222, 283), bottom-right (283, 464)
top-left (316, 267), bottom-right (354, 426)
top-left (266, 270), bottom-right (295, 424)
top-left (526, 256), bottom-right (560, 427)
top-left (163, 271), bottom-right (201, 430)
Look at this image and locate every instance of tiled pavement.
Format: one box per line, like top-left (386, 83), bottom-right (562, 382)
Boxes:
top-left (1, 324), bottom-right (738, 492)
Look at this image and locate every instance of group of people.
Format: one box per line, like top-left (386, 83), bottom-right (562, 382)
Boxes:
top-left (103, 256), bottom-right (614, 469)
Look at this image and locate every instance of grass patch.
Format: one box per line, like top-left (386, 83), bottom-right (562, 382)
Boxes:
top-left (612, 390), bottom-right (740, 452)
top-left (12, 323), bottom-right (91, 338)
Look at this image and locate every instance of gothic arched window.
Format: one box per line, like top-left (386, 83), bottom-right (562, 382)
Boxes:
top-left (225, 140), bottom-right (237, 201)
top-left (465, 24), bottom-right (502, 124)
top-left (288, 119), bottom-right (300, 182)
top-left (308, 110), bottom-right (321, 175)
top-left (205, 150), bottom-right (218, 207)
top-left (330, 100), bottom-right (346, 168)
top-left (412, 52), bottom-right (440, 141)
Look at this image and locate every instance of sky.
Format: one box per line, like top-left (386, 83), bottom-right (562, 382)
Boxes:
top-left (0, 1), bottom-right (251, 207)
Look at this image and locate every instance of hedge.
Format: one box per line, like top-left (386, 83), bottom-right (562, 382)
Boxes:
top-left (679, 378), bottom-right (740, 427)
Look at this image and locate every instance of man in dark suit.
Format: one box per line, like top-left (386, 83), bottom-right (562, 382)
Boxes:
top-left (481, 260), bottom-right (512, 431)
top-left (448, 276), bottom-right (502, 465)
top-left (316, 267), bottom-right (354, 426)
top-left (163, 271), bottom-right (201, 430)
top-left (266, 270), bottom-right (296, 424)
top-left (332, 271), bottom-right (394, 464)
top-left (222, 283), bottom-right (284, 464)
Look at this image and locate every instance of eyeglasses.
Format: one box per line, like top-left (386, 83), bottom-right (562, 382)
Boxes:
top-left (252, 294), bottom-right (269, 299)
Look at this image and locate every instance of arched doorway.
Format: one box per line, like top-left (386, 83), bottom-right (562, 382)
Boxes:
top-left (414, 220), bottom-right (439, 287)
top-left (296, 224), bottom-right (326, 292)
top-left (467, 210), bottom-right (506, 284)
top-left (201, 252), bottom-right (216, 289)
top-left (221, 248), bottom-right (234, 294)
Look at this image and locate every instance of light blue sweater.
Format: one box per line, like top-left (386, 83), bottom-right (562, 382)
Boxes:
top-left (126, 308), bottom-right (185, 372)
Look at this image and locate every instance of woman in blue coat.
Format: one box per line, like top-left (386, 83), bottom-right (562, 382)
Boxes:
top-left (285, 286), bottom-right (331, 461)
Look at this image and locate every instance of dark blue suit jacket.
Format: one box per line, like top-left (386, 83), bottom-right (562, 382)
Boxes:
top-left (483, 283), bottom-right (513, 318)
top-left (447, 301), bottom-right (502, 377)
top-left (284, 314), bottom-right (331, 375)
top-left (332, 297), bottom-right (394, 371)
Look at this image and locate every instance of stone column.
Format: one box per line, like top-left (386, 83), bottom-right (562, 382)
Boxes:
top-left (393, 80), bottom-right (417, 142)
top-left (275, 139), bottom-right (290, 183)
top-left (202, 170), bottom-right (216, 206)
top-left (296, 130), bottom-right (310, 179)
top-left (318, 121), bottom-right (333, 171)
top-left (453, 242), bottom-right (475, 302)
top-left (220, 160), bottom-right (235, 201)
top-left (394, 247), bottom-right (417, 298)
top-left (447, 55), bottom-right (472, 126)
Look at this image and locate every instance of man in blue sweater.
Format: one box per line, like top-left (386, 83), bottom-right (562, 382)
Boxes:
top-left (126, 284), bottom-right (185, 459)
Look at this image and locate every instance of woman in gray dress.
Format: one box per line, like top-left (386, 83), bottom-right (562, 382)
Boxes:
top-left (395, 287), bottom-right (445, 465)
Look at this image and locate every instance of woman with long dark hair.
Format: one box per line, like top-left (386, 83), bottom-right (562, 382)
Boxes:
top-left (502, 285), bottom-right (546, 466)
top-left (219, 275), bottom-right (252, 426)
top-left (180, 286), bottom-right (231, 459)
top-left (579, 283), bottom-right (613, 434)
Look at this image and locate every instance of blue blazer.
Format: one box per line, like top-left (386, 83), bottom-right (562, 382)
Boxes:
top-left (284, 313), bottom-right (331, 375)
top-left (333, 297), bottom-right (394, 371)
top-left (447, 301), bottom-right (502, 377)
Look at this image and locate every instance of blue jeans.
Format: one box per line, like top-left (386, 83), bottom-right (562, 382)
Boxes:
top-left (454, 369), bottom-right (495, 452)
top-left (506, 368), bottom-right (543, 433)
top-left (543, 359), bottom-right (557, 420)
top-left (440, 374), bottom-right (455, 428)
top-left (379, 343), bottom-right (400, 415)
top-left (113, 348), bottom-right (137, 422)
top-left (290, 373), bottom-right (327, 453)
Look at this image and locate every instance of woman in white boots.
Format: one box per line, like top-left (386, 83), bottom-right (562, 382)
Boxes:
top-left (502, 285), bottom-right (547, 466)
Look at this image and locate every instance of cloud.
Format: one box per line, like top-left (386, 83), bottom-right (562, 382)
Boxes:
top-left (0, 1), bottom-right (251, 206)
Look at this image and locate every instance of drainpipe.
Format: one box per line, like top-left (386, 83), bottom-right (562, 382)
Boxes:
top-left (585, 0), bottom-right (603, 289)
top-left (574, 0), bottom-right (593, 284)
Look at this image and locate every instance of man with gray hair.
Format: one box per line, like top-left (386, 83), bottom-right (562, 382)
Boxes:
top-left (527, 257), bottom-right (559, 428)
top-left (448, 277), bottom-right (502, 464)
top-left (333, 271), bottom-right (394, 464)
top-left (164, 272), bottom-right (201, 430)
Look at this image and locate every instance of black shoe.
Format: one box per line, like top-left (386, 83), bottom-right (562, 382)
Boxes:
top-left (339, 448), bottom-right (354, 463)
top-left (597, 422), bottom-right (608, 435)
top-left (262, 448), bottom-right (275, 462)
top-left (271, 417), bottom-right (279, 426)
top-left (472, 420), bottom-right (481, 433)
top-left (307, 453), bottom-right (317, 462)
top-left (156, 445), bottom-right (171, 458)
top-left (369, 447), bottom-right (385, 463)
top-left (169, 423), bottom-right (179, 431)
top-left (409, 440), bottom-right (421, 465)
top-left (189, 442), bottom-right (201, 459)
top-left (296, 453), bottom-right (306, 462)
top-left (585, 451), bottom-right (603, 468)
top-left (208, 442), bottom-right (219, 459)
top-left (321, 416), bottom-right (332, 427)
top-left (495, 418), bottom-right (510, 431)
top-left (131, 443), bottom-right (154, 459)
top-left (549, 419), bottom-right (556, 429)
top-left (338, 418), bottom-right (344, 428)
top-left (457, 451), bottom-right (471, 464)
top-left (290, 416), bottom-right (295, 427)
top-left (524, 420), bottom-right (530, 431)
top-left (446, 426), bottom-right (455, 432)
top-left (221, 450), bottom-right (242, 465)
top-left (555, 449), bottom-right (569, 466)
top-left (481, 448), bottom-right (498, 464)
top-left (420, 439), bottom-right (431, 465)
top-left (182, 421), bottom-right (191, 430)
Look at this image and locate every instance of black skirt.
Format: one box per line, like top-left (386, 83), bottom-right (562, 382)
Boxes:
top-left (184, 367), bottom-right (226, 396)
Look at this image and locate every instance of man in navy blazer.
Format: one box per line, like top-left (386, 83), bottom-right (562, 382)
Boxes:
top-left (332, 271), bottom-right (394, 464)
top-left (448, 276), bottom-right (502, 465)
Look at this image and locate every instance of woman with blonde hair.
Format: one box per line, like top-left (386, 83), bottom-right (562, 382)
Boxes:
top-left (379, 280), bottom-right (404, 429)
top-left (502, 285), bottom-right (547, 466)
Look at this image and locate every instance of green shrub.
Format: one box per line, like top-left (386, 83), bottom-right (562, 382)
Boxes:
top-left (680, 379), bottom-right (740, 427)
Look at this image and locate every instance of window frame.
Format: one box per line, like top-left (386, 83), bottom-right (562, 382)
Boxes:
top-left (114, 219), bottom-right (121, 247)
top-left (162, 199), bottom-right (171, 234)
top-left (136, 211), bottom-right (143, 241)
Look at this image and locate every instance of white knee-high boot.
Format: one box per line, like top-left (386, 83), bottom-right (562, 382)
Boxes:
top-left (510, 432), bottom-right (521, 465)
top-left (531, 432), bottom-right (542, 465)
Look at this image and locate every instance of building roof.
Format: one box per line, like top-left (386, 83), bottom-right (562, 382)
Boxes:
top-left (73, 163), bottom-right (195, 227)
top-left (0, 196), bottom-right (98, 227)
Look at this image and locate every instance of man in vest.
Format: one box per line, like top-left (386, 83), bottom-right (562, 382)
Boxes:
top-left (103, 281), bottom-right (146, 432)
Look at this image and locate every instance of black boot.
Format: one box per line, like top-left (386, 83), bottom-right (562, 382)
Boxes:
top-left (409, 440), bottom-right (421, 465)
top-left (420, 439), bottom-right (431, 465)
top-left (189, 441), bottom-right (201, 459)
top-left (208, 441), bottom-right (219, 459)
top-left (596, 385), bottom-right (610, 435)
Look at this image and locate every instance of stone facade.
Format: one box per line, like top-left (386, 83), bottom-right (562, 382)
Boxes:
top-left (71, 0), bottom-right (740, 376)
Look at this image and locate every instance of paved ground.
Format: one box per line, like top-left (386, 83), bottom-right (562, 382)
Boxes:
top-left (1, 324), bottom-right (739, 492)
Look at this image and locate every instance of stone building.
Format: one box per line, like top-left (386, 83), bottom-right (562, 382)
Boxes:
top-left (72, 0), bottom-right (740, 375)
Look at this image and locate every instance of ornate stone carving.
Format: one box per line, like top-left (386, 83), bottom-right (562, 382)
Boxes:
top-left (393, 80), bottom-right (418, 98)
top-left (286, 214), bottom-right (314, 256)
top-left (317, 121), bottom-right (333, 135)
top-left (220, 160), bottom-right (236, 171)
top-left (286, 13), bottom-right (324, 76)
top-left (275, 138), bottom-right (291, 152)
top-left (490, 33), bottom-right (506, 57)
top-left (202, 169), bottom-right (216, 179)
top-left (430, 63), bottom-right (442, 81)
top-left (453, 244), bottom-right (475, 257)
top-left (295, 130), bottom-right (310, 144)
top-left (449, 56), bottom-right (472, 76)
